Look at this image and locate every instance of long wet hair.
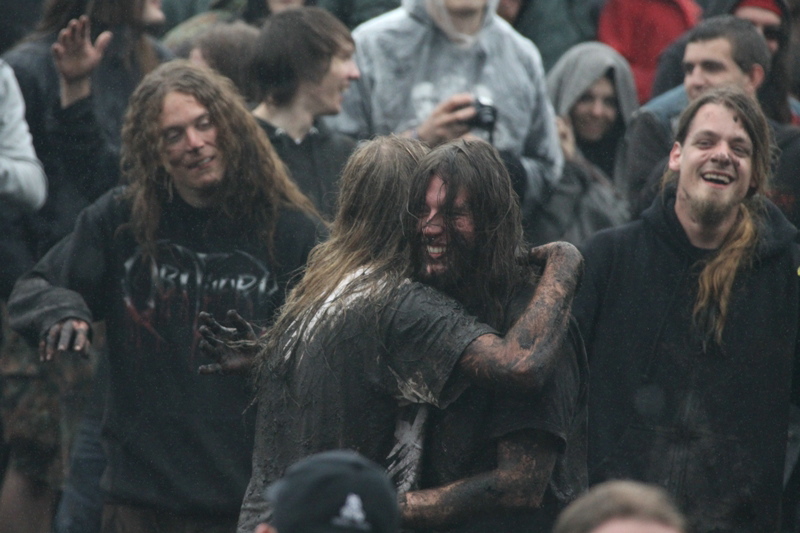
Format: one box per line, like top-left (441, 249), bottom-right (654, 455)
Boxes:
top-left (121, 60), bottom-right (318, 258)
top-left (403, 140), bottom-right (529, 327)
top-left (254, 136), bottom-right (429, 383)
top-left (35, 0), bottom-right (161, 76)
top-left (661, 87), bottom-right (773, 345)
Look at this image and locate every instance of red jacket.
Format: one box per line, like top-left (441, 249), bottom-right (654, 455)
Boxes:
top-left (598, 0), bottom-right (701, 103)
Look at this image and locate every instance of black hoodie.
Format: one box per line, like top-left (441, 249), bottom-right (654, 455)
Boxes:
top-left (575, 189), bottom-right (800, 532)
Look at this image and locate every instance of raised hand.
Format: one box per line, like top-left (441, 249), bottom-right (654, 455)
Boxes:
top-left (51, 15), bottom-right (113, 106)
top-left (197, 310), bottom-right (260, 375)
top-left (40, 318), bottom-right (91, 362)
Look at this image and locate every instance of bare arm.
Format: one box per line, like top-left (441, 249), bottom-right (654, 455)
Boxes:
top-left (400, 429), bottom-right (559, 530)
top-left (457, 241), bottom-right (583, 394)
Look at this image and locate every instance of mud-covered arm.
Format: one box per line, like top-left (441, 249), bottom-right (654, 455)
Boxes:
top-left (400, 429), bottom-right (559, 529)
top-left (457, 241), bottom-right (583, 395)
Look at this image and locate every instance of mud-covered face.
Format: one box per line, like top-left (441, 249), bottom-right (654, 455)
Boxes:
top-left (414, 175), bottom-right (477, 293)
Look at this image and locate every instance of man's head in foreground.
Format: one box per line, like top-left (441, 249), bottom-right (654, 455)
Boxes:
top-left (404, 139), bottom-right (526, 322)
top-left (553, 480), bottom-right (686, 533)
top-left (256, 450), bottom-right (399, 533)
top-left (682, 15), bottom-right (771, 101)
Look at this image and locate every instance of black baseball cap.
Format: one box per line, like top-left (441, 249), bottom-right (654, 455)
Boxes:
top-left (267, 450), bottom-right (400, 533)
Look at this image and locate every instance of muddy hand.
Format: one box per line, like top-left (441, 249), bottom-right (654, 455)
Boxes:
top-left (40, 318), bottom-right (91, 362)
top-left (197, 310), bottom-right (259, 375)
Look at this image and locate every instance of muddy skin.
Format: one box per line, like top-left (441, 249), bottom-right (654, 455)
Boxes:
top-left (459, 241), bottom-right (584, 394)
top-left (400, 429), bottom-right (560, 529)
top-left (196, 310), bottom-right (260, 375)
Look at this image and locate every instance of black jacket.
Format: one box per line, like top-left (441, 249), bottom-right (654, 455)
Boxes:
top-left (574, 190), bottom-right (800, 533)
top-left (8, 187), bottom-right (323, 515)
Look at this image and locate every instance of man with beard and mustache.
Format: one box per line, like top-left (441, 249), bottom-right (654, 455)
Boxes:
top-left (399, 140), bottom-right (587, 533)
top-left (232, 136), bottom-right (584, 533)
top-left (573, 87), bottom-right (800, 532)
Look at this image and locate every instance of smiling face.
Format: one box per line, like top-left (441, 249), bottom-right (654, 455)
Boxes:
top-left (416, 175), bottom-right (475, 281)
top-left (159, 91), bottom-right (225, 207)
top-left (670, 102), bottom-right (754, 229)
top-left (570, 76), bottom-right (618, 143)
top-left (300, 42), bottom-right (360, 117)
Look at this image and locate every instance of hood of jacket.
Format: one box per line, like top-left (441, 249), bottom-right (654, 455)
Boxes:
top-left (546, 41), bottom-right (639, 126)
top-left (403, 0), bottom-right (501, 46)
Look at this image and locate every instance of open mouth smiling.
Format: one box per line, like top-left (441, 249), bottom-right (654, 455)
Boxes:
top-left (701, 171), bottom-right (733, 186)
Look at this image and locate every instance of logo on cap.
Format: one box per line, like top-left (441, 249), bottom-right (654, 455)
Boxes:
top-left (332, 493), bottom-right (371, 531)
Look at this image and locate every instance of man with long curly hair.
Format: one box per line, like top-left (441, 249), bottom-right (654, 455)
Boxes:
top-left (7, 61), bottom-right (323, 533)
top-left (574, 86), bottom-right (800, 532)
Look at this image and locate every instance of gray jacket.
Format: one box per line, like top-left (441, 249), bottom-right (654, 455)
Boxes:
top-left (330, 0), bottom-right (562, 218)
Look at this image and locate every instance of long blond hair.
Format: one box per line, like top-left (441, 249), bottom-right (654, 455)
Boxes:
top-left (254, 136), bottom-right (429, 384)
top-left (661, 87), bottom-right (774, 345)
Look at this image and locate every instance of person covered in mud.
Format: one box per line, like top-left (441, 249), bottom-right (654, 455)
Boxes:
top-left (7, 61), bottom-right (323, 532)
top-left (573, 87), bottom-right (800, 532)
top-left (225, 136), bottom-right (585, 533)
top-left (399, 140), bottom-right (588, 533)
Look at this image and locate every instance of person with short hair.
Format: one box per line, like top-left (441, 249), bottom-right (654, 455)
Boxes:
top-left (250, 7), bottom-right (359, 218)
top-left (553, 481), bottom-right (686, 533)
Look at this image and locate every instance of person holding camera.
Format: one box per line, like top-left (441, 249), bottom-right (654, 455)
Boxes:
top-left (328, 0), bottom-right (562, 241)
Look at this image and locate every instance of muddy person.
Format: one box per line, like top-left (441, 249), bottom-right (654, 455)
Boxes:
top-left (7, 61), bottom-right (323, 533)
top-left (223, 137), bottom-right (586, 533)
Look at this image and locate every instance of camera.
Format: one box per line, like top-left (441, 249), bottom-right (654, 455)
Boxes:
top-left (465, 97), bottom-right (497, 132)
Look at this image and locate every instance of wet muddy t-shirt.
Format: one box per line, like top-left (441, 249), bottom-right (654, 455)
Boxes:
top-left (237, 279), bottom-right (496, 533)
top-left (420, 284), bottom-right (588, 533)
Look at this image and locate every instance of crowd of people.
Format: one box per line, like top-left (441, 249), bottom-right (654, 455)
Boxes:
top-left (1, 1), bottom-right (800, 533)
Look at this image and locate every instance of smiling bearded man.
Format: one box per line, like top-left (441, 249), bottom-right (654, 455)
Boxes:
top-left (573, 86), bottom-right (800, 533)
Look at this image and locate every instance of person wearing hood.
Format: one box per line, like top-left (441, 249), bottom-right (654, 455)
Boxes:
top-left (652, 0), bottom-right (798, 124)
top-left (524, 42), bottom-right (636, 246)
top-left (328, 0), bottom-right (562, 242)
top-left (574, 86), bottom-right (800, 533)
top-left (547, 42), bottom-right (638, 181)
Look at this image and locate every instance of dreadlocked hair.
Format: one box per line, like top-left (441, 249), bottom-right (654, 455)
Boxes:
top-left (404, 140), bottom-right (529, 327)
top-left (661, 87), bottom-right (773, 346)
top-left (120, 60), bottom-right (319, 260)
top-left (253, 136), bottom-right (429, 386)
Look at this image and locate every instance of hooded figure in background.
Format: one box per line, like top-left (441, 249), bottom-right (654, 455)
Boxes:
top-left (525, 42), bottom-right (637, 246)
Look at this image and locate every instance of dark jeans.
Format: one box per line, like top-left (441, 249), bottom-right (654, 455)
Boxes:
top-left (53, 412), bottom-right (106, 533)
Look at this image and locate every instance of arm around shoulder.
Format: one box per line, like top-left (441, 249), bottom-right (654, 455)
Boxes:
top-left (459, 241), bottom-right (583, 394)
